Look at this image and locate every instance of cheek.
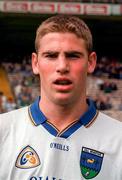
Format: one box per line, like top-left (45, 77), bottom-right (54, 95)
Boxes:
top-left (73, 62), bottom-right (88, 75)
top-left (38, 64), bottom-right (53, 81)
top-left (73, 65), bottom-right (88, 85)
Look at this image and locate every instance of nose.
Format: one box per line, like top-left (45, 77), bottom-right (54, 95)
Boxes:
top-left (56, 56), bottom-right (69, 74)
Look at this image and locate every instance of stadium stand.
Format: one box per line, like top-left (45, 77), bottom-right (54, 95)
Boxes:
top-left (1, 59), bottom-right (39, 109)
top-left (0, 64), bottom-right (14, 100)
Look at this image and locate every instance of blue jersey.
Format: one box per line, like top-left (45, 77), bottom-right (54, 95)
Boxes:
top-left (0, 97), bottom-right (122, 180)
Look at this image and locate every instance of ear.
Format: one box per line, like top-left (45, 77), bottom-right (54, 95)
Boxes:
top-left (87, 52), bottom-right (97, 73)
top-left (31, 52), bottom-right (39, 75)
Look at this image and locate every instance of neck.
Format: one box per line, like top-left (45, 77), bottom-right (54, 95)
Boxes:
top-left (39, 96), bottom-right (88, 132)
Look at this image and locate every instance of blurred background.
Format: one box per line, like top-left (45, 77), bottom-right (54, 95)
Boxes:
top-left (0, 0), bottom-right (122, 120)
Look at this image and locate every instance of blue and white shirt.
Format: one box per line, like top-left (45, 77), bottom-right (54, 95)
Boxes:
top-left (0, 97), bottom-right (122, 180)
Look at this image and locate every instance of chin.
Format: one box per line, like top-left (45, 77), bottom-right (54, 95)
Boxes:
top-left (53, 95), bottom-right (75, 106)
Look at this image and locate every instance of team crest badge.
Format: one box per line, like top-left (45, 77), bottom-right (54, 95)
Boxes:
top-left (80, 147), bottom-right (104, 179)
top-left (15, 145), bottom-right (41, 169)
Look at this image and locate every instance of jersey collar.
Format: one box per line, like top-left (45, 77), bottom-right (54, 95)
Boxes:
top-left (29, 96), bottom-right (97, 127)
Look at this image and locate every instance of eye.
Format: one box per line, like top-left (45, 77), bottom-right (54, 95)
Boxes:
top-left (44, 52), bottom-right (58, 59)
top-left (67, 54), bottom-right (80, 59)
top-left (66, 52), bottom-right (82, 60)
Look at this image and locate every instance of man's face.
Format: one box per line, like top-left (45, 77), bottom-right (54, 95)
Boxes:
top-left (32, 32), bottom-right (96, 106)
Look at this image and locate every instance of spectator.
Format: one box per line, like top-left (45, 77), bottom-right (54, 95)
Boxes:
top-left (3, 97), bottom-right (16, 112)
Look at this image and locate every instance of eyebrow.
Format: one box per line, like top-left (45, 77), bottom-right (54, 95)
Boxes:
top-left (42, 51), bottom-right (83, 56)
top-left (65, 51), bottom-right (83, 56)
top-left (41, 51), bottom-right (58, 57)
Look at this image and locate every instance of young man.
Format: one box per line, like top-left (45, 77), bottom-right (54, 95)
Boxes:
top-left (0, 15), bottom-right (122, 180)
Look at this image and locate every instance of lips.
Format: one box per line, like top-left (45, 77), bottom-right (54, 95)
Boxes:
top-left (53, 78), bottom-right (73, 92)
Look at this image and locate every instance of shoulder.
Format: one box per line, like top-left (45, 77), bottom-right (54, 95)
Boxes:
top-left (96, 111), bottom-right (122, 134)
top-left (98, 111), bottom-right (122, 124)
top-left (0, 106), bottom-right (29, 122)
top-left (0, 106), bottom-right (29, 135)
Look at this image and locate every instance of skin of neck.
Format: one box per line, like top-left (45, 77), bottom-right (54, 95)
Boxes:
top-left (39, 92), bottom-right (88, 132)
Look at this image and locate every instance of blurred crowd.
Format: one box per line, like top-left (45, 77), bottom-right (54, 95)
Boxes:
top-left (93, 56), bottom-right (122, 79)
top-left (0, 55), bottom-right (39, 113)
top-left (0, 55), bottom-right (122, 114)
top-left (87, 56), bottom-right (122, 111)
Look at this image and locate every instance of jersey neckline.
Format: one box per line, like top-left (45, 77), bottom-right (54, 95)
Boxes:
top-left (28, 97), bottom-right (98, 138)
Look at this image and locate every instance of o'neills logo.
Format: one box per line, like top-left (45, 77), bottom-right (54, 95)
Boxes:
top-left (15, 145), bottom-right (40, 169)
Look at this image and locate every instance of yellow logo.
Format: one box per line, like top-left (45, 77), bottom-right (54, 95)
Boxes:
top-left (15, 145), bottom-right (40, 169)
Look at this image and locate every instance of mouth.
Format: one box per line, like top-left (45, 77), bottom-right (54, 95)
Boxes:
top-left (53, 78), bottom-right (73, 92)
top-left (54, 79), bottom-right (72, 85)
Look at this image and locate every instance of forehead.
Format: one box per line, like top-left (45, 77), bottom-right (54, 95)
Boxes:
top-left (38, 32), bottom-right (87, 51)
